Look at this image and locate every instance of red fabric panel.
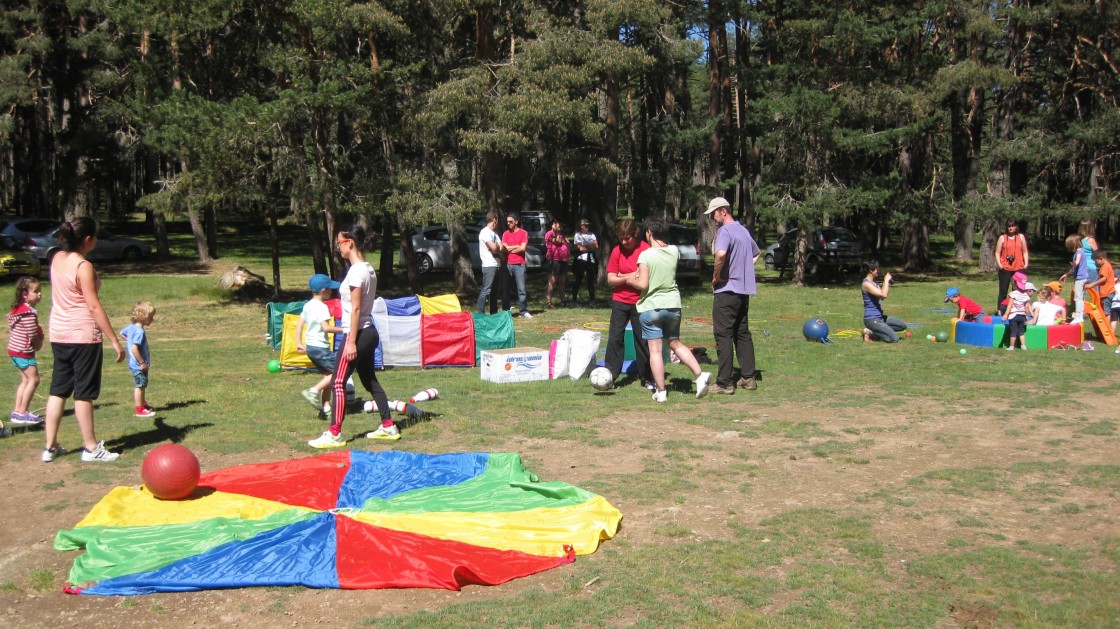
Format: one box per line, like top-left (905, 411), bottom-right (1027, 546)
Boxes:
top-left (198, 451), bottom-right (350, 511)
top-left (421, 312), bottom-right (476, 367)
top-left (335, 515), bottom-right (574, 590)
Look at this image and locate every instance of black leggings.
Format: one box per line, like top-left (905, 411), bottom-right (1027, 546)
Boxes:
top-left (571, 257), bottom-right (597, 302)
top-left (328, 327), bottom-right (391, 435)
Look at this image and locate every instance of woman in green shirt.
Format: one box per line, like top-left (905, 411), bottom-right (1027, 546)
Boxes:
top-left (627, 218), bottom-right (711, 403)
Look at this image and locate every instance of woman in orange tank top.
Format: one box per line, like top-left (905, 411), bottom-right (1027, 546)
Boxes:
top-left (994, 219), bottom-right (1030, 314)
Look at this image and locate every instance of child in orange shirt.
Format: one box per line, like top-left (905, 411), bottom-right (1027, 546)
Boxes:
top-left (1087, 250), bottom-right (1116, 334)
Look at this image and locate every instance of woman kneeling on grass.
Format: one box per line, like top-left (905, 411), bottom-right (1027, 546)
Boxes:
top-left (627, 218), bottom-right (710, 403)
top-left (308, 225), bottom-right (398, 448)
top-left (861, 259), bottom-right (907, 343)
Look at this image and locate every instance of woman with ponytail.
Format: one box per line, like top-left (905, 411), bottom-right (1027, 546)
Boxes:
top-left (42, 217), bottom-right (124, 463)
top-left (308, 225), bottom-right (399, 448)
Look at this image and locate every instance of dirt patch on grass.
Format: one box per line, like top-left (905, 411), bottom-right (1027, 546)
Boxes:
top-left (1, 383), bottom-right (1117, 627)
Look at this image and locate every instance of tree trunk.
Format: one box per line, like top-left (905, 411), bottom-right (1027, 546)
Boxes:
top-left (449, 222), bottom-right (477, 296)
top-left (979, 218), bottom-right (1000, 272)
top-left (377, 215), bottom-right (395, 291)
top-left (269, 201), bottom-right (280, 299)
top-left (187, 205), bottom-right (211, 262)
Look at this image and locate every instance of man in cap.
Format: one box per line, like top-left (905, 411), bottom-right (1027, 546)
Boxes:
top-left (704, 197), bottom-right (761, 394)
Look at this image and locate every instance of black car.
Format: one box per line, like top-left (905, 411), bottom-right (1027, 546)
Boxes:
top-left (763, 227), bottom-right (863, 277)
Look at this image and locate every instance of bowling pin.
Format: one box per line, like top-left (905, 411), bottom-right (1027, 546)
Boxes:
top-left (409, 388), bottom-right (439, 403)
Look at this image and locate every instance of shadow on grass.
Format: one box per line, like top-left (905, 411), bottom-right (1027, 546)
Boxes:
top-left (106, 416), bottom-right (214, 454)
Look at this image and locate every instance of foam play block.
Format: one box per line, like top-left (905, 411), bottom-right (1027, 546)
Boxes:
top-left (1047, 323), bottom-right (1083, 348)
top-left (953, 320), bottom-right (1000, 347)
top-left (1024, 325), bottom-right (1048, 349)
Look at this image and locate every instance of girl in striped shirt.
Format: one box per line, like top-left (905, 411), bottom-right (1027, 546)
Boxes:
top-left (7, 276), bottom-right (44, 426)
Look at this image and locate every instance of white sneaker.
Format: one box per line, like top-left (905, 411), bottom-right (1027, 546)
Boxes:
top-left (308, 430), bottom-right (346, 449)
top-left (42, 445), bottom-right (67, 462)
top-left (366, 423), bottom-right (401, 441)
top-left (301, 388), bottom-right (321, 409)
top-left (652, 390), bottom-right (668, 403)
top-left (521, 311), bottom-right (533, 319)
top-left (80, 441), bottom-right (120, 462)
top-left (695, 372), bottom-right (711, 398)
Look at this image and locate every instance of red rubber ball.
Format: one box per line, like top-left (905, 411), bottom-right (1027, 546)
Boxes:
top-left (142, 444), bottom-right (201, 500)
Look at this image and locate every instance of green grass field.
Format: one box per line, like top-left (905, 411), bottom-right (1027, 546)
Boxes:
top-left (0, 231), bottom-right (1117, 627)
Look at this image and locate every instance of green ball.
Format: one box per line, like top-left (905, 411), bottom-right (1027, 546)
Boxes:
top-left (926, 334), bottom-right (934, 341)
top-left (936, 331), bottom-right (949, 342)
top-left (959, 348), bottom-right (967, 355)
top-left (267, 359), bottom-right (281, 373)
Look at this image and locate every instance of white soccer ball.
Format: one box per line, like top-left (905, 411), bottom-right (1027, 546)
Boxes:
top-left (588, 367), bottom-right (614, 391)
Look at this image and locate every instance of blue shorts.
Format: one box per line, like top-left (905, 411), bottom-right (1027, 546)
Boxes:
top-left (132, 370), bottom-right (150, 388)
top-left (1101, 294), bottom-right (1113, 314)
top-left (10, 356), bottom-right (36, 370)
top-left (639, 308), bottom-right (682, 341)
top-left (306, 346), bottom-right (337, 374)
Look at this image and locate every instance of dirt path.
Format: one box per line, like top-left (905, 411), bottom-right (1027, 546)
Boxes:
top-left (1, 389), bottom-right (1116, 628)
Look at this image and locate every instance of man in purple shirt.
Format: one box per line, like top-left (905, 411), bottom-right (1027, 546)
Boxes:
top-left (705, 197), bottom-right (761, 394)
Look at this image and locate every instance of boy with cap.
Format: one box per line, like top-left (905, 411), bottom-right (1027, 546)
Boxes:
top-left (296, 274), bottom-right (346, 411)
top-left (944, 287), bottom-right (983, 322)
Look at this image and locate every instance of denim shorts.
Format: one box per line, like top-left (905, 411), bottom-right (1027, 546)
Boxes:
top-left (639, 308), bottom-right (682, 340)
top-left (306, 345), bottom-right (338, 374)
top-left (10, 356), bottom-right (36, 370)
top-left (132, 370), bottom-right (150, 388)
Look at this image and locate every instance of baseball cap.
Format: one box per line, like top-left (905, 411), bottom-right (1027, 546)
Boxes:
top-left (309, 273), bottom-right (340, 293)
top-left (1023, 282), bottom-right (1037, 291)
top-left (1045, 280), bottom-right (1063, 293)
top-left (705, 197), bottom-right (731, 215)
top-left (944, 287), bottom-right (960, 302)
top-left (1012, 271), bottom-right (1028, 290)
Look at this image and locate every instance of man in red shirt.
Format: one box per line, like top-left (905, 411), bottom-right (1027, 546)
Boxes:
top-left (945, 287), bottom-right (984, 322)
top-left (502, 212), bottom-right (531, 318)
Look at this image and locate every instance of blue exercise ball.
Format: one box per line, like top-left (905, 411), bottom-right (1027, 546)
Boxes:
top-left (803, 318), bottom-right (829, 342)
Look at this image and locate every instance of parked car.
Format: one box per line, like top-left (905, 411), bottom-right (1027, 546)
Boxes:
top-left (0, 217), bottom-right (59, 246)
top-left (634, 222), bottom-right (702, 282)
top-left (29, 228), bottom-right (152, 263)
top-left (403, 225), bottom-right (544, 274)
top-left (475, 210), bottom-right (553, 247)
top-left (763, 227), bottom-right (862, 277)
top-left (0, 234), bottom-right (41, 278)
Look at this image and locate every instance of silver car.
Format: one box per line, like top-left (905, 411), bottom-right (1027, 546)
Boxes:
top-left (404, 225), bottom-right (544, 274)
top-left (29, 228), bottom-right (152, 263)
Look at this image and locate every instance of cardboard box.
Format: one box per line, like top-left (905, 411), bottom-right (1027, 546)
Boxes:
top-left (481, 347), bottom-right (549, 383)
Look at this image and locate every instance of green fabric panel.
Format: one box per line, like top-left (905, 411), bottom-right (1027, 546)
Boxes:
top-left (56, 508), bottom-right (315, 586)
top-left (267, 301), bottom-right (306, 349)
top-left (362, 452), bottom-right (598, 514)
top-left (472, 311), bottom-right (515, 365)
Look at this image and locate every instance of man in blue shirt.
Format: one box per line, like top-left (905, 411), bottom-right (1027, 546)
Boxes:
top-left (705, 197), bottom-right (761, 394)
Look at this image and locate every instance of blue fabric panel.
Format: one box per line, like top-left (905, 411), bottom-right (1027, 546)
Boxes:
top-left (337, 451), bottom-right (489, 509)
top-left (82, 512), bottom-right (340, 595)
top-left (384, 295), bottom-right (421, 316)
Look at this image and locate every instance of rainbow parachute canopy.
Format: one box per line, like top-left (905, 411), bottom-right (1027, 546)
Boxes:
top-left (56, 451), bottom-right (622, 595)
